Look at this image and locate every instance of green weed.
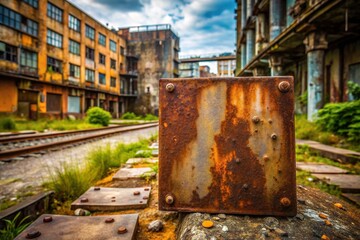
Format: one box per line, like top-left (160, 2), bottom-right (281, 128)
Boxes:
top-left (0, 212), bottom-right (31, 240)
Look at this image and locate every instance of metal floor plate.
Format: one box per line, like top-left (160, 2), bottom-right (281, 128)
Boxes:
top-left (71, 187), bottom-right (151, 211)
top-left (159, 77), bottom-right (296, 216)
top-left (15, 214), bottom-right (139, 240)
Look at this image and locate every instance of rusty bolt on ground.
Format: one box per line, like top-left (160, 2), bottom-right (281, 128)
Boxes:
top-left (118, 226), bottom-right (128, 234)
top-left (43, 216), bottom-right (53, 223)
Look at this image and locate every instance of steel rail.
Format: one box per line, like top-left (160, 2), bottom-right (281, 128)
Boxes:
top-left (0, 123), bottom-right (158, 161)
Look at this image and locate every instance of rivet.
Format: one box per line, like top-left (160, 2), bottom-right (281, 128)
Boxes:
top-left (111, 199), bottom-right (116, 202)
top-left (252, 116), bottom-right (260, 124)
top-left (26, 230), bottom-right (41, 239)
top-left (111, 196), bottom-right (116, 199)
top-left (118, 226), bottom-right (128, 234)
top-left (133, 191), bottom-right (140, 196)
top-left (278, 81), bottom-right (291, 93)
top-left (166, 83), bottom-right (175, 92)
top-left (43, 216), bottom-right (53, 223)
top-left (263, 155), bottom-right (270, 161)
top-left (105, 218), bottom-right (115, 223)
top-left (143, 196), bottom-right (149, 200)
top-left (94, 187), bottom-right (100, 191)
top-left (165, 194), bottom-right (174, 205)
top-left (280, 197), bottom-right (291, 207)
top-left (268, 119), bottom-right (273, 124)
top-left (235, 158), bottom-right (240, 163)
top-left (271, 133), bottom-right (277, 140)
top-left (254, 129), bottom-right (258, 133)
top-left (80, 198), bottom-right (88, 203)
top-left (144, 188), bottom-right (150, 191)
top-left (242, 184), bottom-right (249, 190)
top-left (140, 201), bottom-right (143, 203)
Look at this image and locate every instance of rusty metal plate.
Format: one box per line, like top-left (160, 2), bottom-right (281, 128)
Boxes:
top-left (71, 187), bottom-right (151, 211)
top-left (159, 77), bottom-right (296, 216)
top-left (15, 214), bottom-right (138, 240)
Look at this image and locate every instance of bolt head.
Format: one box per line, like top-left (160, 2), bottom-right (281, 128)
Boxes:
top-left (166, 83), bottom-right (175, 92)
top-left (133, 191), bottom-right (140, 196)
top-left (144, 188), bottom-right (150, 191)
top-left (280, 197), bottom-right (291, 207)
top-left (165, 194), bottom-right (174, 205)
top-left (263, 155), bottom-right (270, 161)
top-left (94, 187), bottom-right (100, 191)
top-left (105, 218), bottom-right (115, 223)
top-left (271, 133), bottom-right (277, 140)
top-left (43, 216), bottom-right (53, 223)
top-left (252, 116), bottom-right (260, 124)
top-left (26, 230), bottom-right (41, 239)
top-left (118, 226), bottom-right (128, 234)
top-left (278, 81), bottom-right (291, 93)
top-left (80, 198), bottom-right (88, 203)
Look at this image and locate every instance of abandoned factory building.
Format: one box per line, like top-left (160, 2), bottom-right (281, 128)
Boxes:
top-left (118, 24), bottom-right (180, 115)
top-left (235, 0), bottom-right (360, 120)
top-left (0, 0), bottom-right (143, 119)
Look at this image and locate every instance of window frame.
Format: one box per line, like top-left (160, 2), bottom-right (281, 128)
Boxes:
top-left (0, 42), bottom-right (17, 63)
top-left (85, 47), bottom-right (94, 60)
top-left (98, 33), bottom-right (106, 46)
top-left (47, 2), bottom-right (63, 22)
top-left (85, 68), bottom-right (94, 82)
top-left (109, 40), bottom-right (116, 52)
top-left (68, 14), bottom-right (80, 32)
top-left (22, 0), bottom-right (38, 8)
top-left (47, 29), bottom-right (63, 48)
top-left (47, 56), bottom-right (62, 73)
top-left (69, 63), bottom-right (80, 78)
top-left (110, 77), bottom-right (116, 87)
top-left (110, 58), bottom-right (116, 69)
top-left (99, 53), bottom-right (105, 65)
top-left (98, 73), bottom-right (106, 85)
top-left (69, 39), bottom-right (80, 55)
top-left (85, 24), bottom-right (95, 40)
top-left (20, 48), bottom-right (37, 73)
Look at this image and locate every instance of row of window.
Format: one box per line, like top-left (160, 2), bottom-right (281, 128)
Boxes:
top-left (1, 3), bottom-right (119, 53)
top-left (0, 5), bottom-right (38, 36)
top-left (84, 68), bottom-right (117, 87)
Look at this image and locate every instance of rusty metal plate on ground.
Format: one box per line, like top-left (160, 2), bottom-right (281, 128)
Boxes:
top-left (71, 187), bottom-right (151, 211)
top-left (159, 77), bottom-right (296, 216)
top-left (15, 214), bottom-right (138, 240)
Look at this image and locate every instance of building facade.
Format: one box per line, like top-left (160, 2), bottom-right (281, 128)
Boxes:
top-left (217, 59), bottom-right (236, 77)
top-left (235, 0), bottom-right (360, 120)
top-left (179, 62), bottom-right (200, 78)
top-left (0, 0), bottom-right (137, 119)
top-left (118, 24), bottom-right (180, 115)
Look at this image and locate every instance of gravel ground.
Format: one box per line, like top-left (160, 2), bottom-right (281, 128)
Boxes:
top-left (0, 126), bottom-right (158, 206)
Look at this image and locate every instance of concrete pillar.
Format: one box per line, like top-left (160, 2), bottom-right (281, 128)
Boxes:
top-left (246, 0), bottom-right (254, 20)
top-left (286, 0), bottom-right (296, 27)
top-left (241, 0), bottom-right (247, 29)
top-left (269, 55), bottom-right (283, 76)
top-left (256, 13), bottom-right (267, 54)
top-left (270, 0), bottom-right (286, 40)
top-left (303, 31), bottom-right (328, 121)
top-left (241, 43), bottom-right (247, 69)
top-left (246, 29), bottom-right (255, 63)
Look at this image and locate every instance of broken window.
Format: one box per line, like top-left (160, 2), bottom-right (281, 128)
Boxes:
top-left (0, 42), bottom-right (17, 63)
top-left (47, 56), bottom-right (62, 73)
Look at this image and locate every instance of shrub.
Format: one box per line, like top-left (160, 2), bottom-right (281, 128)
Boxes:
top-left (121, 112), bottom-right (138, 120)
top-left (316, 100), bottom-right (360, 142)
top-left (144, 114), bottom-right (158, 121)
top-left (86, 107), bottom-right (111, 126)
top-left (0, 118), bottom-right (17, 131)
top-left (348, 81), bottom-right (360, 100)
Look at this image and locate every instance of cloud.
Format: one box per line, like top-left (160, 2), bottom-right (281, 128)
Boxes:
top-left (68, 0), bottom-right (236, 55)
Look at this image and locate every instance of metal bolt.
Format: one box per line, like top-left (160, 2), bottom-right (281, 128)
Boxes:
top-left (111, 199), bottom-right (116, 202)
top-left (80, 198), bottom-right (88, 203)
top-left (165, 194), bottom-right (174, 205)
top-left (278, 81), bottom-right (291, 93)
top-left (166, 83), bottom-right (175, 92)
top-left (268, 119), bottom-right (273, 124)
top-left (263, 155), bottom-right (270, 161)
top-left (111, 196), bottom-right (116, 199)
top-left (242, 184), bottom-right (249, 190)
top-left (133, 191), bottom-right (140, 196)
top-left (235, 158), bottom-right (240, 163)
top-left (94, 187), bottom-right (100, 191)
top-left (105, 218), bottom-right (115, 223)
top-left (43, 216), bottom-right (53, 223)
top-left (144, 188), bottom-right (150, 191)
top-left (271, 133), bottom-right (277, 140)
top-left (118, 226), bottom-right (128, 234)
top-left (143, 196), bottom-right (149, 200)
top-left (140, 201), bottom-right (143, 203)
top-left (26, 230), bottom-right (41, 239)
top-left (252, 116), bottom-right (260, 124)
top-left (280, 197), bottom-right (291, 207)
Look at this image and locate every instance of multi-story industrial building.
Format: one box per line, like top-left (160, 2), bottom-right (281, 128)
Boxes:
top-left (0, 0), bottom-right (137, 119)
top-left (217, 59), bottom-right (236, 77)
top-left (118, 24), bottom-right (180, 115)
top-left (235, 0), bottom-right (360, 120)
top-left (179, 62), bottom-right (200, 78)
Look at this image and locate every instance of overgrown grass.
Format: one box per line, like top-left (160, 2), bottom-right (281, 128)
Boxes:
top-left (0, 212), bottom-right (31, 240)
top-left (121, 112), bottom-right (158, 121)
top-left (45, 133), bottom-right (158, 203)
top-left (0, 117), bottom-right (102, 132)
top-left (295, 114), bottom-right (360, 152)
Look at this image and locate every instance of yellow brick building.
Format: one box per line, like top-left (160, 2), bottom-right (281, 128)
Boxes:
top-left (0, 0), bottom-right (137, 119)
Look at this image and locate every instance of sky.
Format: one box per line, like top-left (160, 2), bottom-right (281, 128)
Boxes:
top-left (68, 0), bottom-right (236, 59)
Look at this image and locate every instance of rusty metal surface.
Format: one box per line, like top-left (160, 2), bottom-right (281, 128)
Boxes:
top-left (15, 214), bottom-right (139, 240)
top-left (71, 187), bottom-right (151, 211)
top-left (159, 77), bottom-right (296, 216)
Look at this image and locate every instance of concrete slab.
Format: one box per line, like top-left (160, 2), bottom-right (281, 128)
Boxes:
top-left (113, 167), bottom-right (156, 181)
top-left (296, 162), bottom-right (348, 174)
top-left (313, 174), bottom-right (360, 193)
top-left (15, 214), bottom-right (139, 240)
top-left (125, 158), bottom-right (158, 165)
top-left (71, 187), bottom-right (151, 211)
top-left (342, 193), bottom-right (360, 206)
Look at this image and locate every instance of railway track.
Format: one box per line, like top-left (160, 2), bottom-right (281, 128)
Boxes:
top-left (0, 122), bottom-right (158, 161)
